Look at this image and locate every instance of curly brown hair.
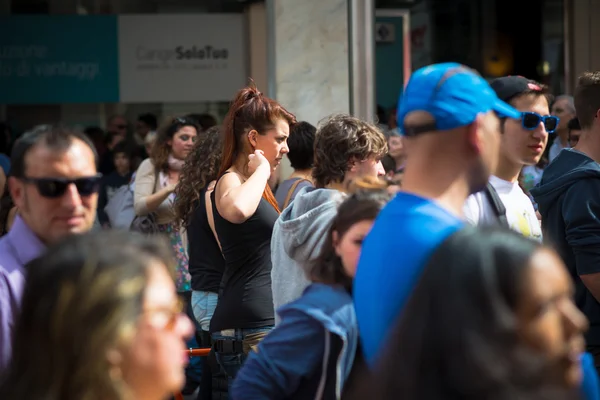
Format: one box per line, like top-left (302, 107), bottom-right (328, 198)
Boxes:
top-left (310, 177), bottom-right (392, 291)
top-left (151, 116), bottom-right (201, 172)
top-left (173, 126), bottom-right (223, 227)
top-left (312, 114), bottom-right (388, 188)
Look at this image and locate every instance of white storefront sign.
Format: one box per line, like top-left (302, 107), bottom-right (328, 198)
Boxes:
top-left (118, 14), bottom-right (247, 103)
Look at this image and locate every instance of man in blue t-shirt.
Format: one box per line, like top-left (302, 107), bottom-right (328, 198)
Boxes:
top-left (353, 63), bottom-right (521, 366)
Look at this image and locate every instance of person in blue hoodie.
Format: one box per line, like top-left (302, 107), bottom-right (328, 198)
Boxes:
top-left (532, 71), bottom-right (600, 384)
top-left (231, 184), bottom-right (391, 399)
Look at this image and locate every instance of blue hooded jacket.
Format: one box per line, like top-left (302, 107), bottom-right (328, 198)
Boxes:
top-left (531, 149), bottom-right (600, 400)
top-left (231, 283), bottom-right (358, 399)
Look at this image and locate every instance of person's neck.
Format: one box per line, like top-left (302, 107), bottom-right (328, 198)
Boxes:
top-left (400, 165), bottom-right (471, 218)
top-left (325, 181), bottom-right (347, 192)
top-left (289, 168), bottom-right (313, 181)
top-left (130, 387), bottom-right (165, 400)
top-left (574, 129), bottom-right (600, 163)
top-left (232, 156), bottom-right (250, 179)
top-left (493, 155), bottom-right (522, 183)
top-left (557, 129), bottom-right (569, 147)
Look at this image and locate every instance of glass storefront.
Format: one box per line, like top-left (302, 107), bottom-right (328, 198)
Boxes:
top-left (376, 0), bottom-right (566, 94)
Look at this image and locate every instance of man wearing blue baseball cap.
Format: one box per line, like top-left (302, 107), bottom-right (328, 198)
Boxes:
top-left (353, 62), bottom-right (520, 366)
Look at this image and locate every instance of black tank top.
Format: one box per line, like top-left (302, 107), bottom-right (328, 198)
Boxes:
top-left (187, 187), bottom-right (225, 293)
top-left (209, 175), bottom-right (278, 332)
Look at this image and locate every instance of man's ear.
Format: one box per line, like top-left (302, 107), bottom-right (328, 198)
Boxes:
top-left (8, 176), bottom-right (25, 210)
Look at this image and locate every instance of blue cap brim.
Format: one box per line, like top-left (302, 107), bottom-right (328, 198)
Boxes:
top-left (492, 98), bottom-right (521, 119)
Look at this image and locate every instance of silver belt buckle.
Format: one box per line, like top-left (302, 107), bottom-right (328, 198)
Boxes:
top-left (220, 329), bottom-right (235, 337)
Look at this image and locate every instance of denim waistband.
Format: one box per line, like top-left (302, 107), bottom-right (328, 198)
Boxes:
top-left (214, 326), bottom-right (273, 340)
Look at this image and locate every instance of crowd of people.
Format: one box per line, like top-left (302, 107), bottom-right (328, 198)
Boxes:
top-left (1, 61), bottom-right (600, 400)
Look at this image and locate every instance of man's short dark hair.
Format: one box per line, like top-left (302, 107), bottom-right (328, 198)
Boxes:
top-left (10, 126), bottom-right (98, 178)
top-left (575, 71), bottom-right (600, 129)
top-left (287, 121), bottom-right (316, 170)
top-left (137, 113), bottom-right (158, 130)
top-left (568, 117), bottom-right (581, 131)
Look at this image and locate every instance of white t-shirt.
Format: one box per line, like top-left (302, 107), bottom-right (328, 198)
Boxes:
top-left (464, 175), bottom-right (542, 241)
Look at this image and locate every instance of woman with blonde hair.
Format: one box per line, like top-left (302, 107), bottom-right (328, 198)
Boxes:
top-left (0, 231), bottom-right (193, 400)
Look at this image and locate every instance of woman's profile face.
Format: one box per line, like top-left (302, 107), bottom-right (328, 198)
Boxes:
top-left (333, 219), bottom-right (374, 278)
top-left (251, 118), bottom-right (290, 171)
top-left (120, 260), bottom-right (194, 397)
top-left (516, 248), bottom-right (588, 387)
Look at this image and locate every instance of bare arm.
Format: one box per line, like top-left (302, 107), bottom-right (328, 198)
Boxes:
top-left (216, 151), bottom-right (271, 224)
top-left (143, 185), bottom-right (175, 213)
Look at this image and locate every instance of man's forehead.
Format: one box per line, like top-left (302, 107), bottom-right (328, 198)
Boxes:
top-left (24, 139), bottom-right (96, 170)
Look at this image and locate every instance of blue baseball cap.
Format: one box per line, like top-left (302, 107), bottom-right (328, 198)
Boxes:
top-left (397, 63), bottom-right (521, 136)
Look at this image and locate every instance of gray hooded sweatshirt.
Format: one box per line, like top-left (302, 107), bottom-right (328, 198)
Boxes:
top-left (270, 186), bottom-right (346, 324)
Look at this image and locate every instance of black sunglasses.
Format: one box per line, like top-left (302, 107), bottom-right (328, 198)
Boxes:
top-left (21, 174), bottom-right (103, 198)
top-left (521, 112), bottom-right (559, 134)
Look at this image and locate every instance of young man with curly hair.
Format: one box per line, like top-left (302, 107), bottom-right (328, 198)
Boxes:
top-left (270, 114), bottom-right (387, 321)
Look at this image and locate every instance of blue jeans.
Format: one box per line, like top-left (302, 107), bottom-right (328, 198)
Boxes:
top-left (211, 326), bottom-right (273, 397)
top-left (192, 290), bottom-right (218, 332)
top-left (180, 291), bottom-right (203, 394)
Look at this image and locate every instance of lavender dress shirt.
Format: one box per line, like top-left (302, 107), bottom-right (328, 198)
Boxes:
top-left (0, 216), bottom-right (45, 371)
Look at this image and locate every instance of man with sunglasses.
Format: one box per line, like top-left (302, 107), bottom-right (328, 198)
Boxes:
top-left (533, 71), bottom-right (600, 375)
top-left (0, 126), bottom-right (100, 370)
top-left (464, 76), bottom-right (554, 240)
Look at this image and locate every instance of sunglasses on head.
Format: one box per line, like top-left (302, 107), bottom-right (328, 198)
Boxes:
top-left (21, 174), bottom-right (103, 198)
top-left (521, 112), bottom-right (559, 134)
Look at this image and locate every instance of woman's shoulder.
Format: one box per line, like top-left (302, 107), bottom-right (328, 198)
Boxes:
top-left (136, 158), bottom-right (156, 174)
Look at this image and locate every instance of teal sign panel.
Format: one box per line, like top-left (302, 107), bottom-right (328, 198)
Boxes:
top-left (0, 15), bottom-right (119, 104)
top-left (375, 15), bottom-right (406, 109)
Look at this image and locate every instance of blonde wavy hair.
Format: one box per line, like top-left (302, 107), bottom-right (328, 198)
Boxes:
top-left (0, 231), bottom-right (175, 400)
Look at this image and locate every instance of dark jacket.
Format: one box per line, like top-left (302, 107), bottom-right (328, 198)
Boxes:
top-left (531, 149), bottom-right (600, 346)
top-left (231, 283), bottom-right (358, 399)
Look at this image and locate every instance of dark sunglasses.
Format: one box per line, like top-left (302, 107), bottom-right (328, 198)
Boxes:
top-left (21, 174), bottom-right (103, 198)
top-left (521, 112), bottom-right (559, 134)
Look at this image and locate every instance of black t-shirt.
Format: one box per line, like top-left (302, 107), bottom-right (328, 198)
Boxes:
top-left (209, 183), bottom-right (278, 332)
top-left (187, 188), bottom-right (225, 293)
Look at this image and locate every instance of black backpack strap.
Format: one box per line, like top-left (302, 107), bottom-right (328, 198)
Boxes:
top-left (483, 182), bottom-right (509, 228)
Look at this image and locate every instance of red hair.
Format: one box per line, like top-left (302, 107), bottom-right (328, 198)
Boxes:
top-left (219, 82), bottom-right (296, 213)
